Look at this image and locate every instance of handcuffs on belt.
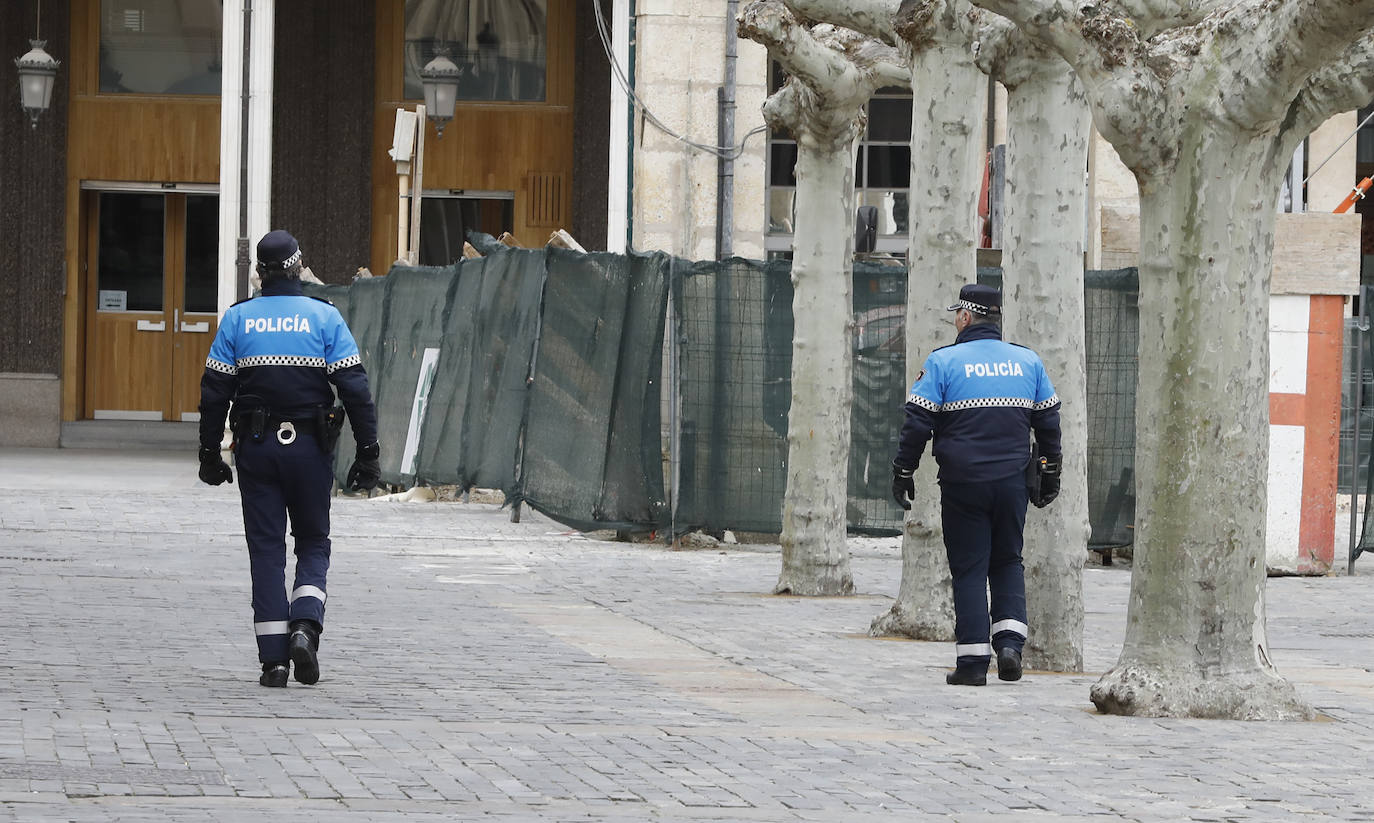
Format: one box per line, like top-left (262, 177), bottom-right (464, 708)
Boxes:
top-left (276, 421), bottom-right (297, 445)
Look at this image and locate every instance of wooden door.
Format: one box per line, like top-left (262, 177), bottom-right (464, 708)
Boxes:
top-left (85, 191), bottom-right (219, 421)
top-left (170, 194), bottom-right (220, 420)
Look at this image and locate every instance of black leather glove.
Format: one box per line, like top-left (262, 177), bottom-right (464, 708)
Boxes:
top-left (198, 446), bottom-right (233, 486)
top-left (1032, 453), bottom-right (1061, 508)
top-left (346, 442), bottom-right (381, 491)
top-left (891, 461), bottom-right (915, 511)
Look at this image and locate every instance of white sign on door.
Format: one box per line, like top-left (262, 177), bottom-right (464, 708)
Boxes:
top-left (98, 290), bottom-right (127, 311)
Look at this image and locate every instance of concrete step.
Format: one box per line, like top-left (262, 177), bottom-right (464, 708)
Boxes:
top-left (60, 420), bottom-right (200, 450)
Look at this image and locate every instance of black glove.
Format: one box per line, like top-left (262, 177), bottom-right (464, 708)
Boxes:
top-left (891, 461), bottom-right (915, 511)
top-left (198, 446), bottom-right (233, 486)
top-left (347, 442), bottom-right (381, 491)
top-left (1032, 453), bottom-right (1061, 508)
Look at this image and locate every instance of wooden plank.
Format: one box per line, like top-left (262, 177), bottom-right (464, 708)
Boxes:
top-left (1097, 205), bottom-right (1359, 295)
top-left (1271, 213), bottom-right (1361, 295)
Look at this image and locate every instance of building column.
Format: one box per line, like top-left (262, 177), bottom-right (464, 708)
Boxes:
top-left (218, 0), bottom-right (276, 314)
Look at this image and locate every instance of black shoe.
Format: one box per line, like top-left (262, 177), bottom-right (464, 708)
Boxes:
top-left (945, 665), bottom-right (987, 686)
top-left (997, 647), bottom-right (1023, 682)
top-left (289, 620), bottom-right (321, 685)
top-left (259, 662), bottom-right (289, 688)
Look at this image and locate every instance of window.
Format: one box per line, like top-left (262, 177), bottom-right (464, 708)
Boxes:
top-left (403, 0), bottom-right (548, 103)
top-left (99, 0), bottom-right (222, 95)
top-left (764, 63), bottom-right (910, 255)
top-left (1359, 102), bottom-right (1374, 166)
top-left (1278, 140), bottom-right (1307, 214)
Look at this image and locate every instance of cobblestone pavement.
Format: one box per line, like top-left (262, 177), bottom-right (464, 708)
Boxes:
top-left (4, 447), bottom-right (1374, 822)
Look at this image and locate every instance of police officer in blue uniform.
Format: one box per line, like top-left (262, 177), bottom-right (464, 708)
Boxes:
top-left (196, 230), bottom-right (381, 688)
top-left (891, 284), bottom-right (1061, 686)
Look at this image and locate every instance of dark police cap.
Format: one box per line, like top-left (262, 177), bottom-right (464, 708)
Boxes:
top-left (256, 230), bottom-right (302, 269)
top-left (947, 284), bottom-right (1001, 316)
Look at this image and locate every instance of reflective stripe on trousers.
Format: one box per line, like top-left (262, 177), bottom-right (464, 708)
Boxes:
top-left (941, 473), bottom-right (1028, 665)
top-left (236, 432), bottom-right (334, 663)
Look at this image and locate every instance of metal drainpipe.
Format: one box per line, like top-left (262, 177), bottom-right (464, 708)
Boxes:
top-left (715, 0), bottom-right (738, 261)
top-left (1352, 300), bottom-right (1369, 574)
top-left (625, 0), bottom-right (637, 251)
top-left (706, 2), bottom-right (739, 532)
top-left (235, 0), bottom-right (253, 301)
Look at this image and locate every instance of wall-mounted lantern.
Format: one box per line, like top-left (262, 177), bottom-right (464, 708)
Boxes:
top-left (15, 0), bottom-right (60, 129)
top-left (15, 39), bottom-right (59, 128)
top-left (419, 48), bottom-right (462, 138)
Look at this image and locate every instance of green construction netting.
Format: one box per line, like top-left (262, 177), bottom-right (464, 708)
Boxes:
top-left (515, 247), bottom-right (671, 530)
top-left (308, 248), bottom-right (1139, 547)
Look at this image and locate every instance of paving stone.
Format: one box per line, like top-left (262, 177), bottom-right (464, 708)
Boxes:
top-left (4, 447), bottom-right (1374, 821)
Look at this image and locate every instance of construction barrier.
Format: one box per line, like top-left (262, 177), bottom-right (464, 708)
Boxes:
top-left (307, 240), bottom-right (1139, 547)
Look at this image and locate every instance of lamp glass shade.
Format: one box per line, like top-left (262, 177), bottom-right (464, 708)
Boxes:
top-left (15, 40), bottom-right (60, 125)
top-left (20, 68), bottom-right (55, 111)
top-left (419, 52), bottom-right (461, 129)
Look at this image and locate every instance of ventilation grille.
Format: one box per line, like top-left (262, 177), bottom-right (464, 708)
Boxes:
top-left (526, 173), bottom-right (565, 228)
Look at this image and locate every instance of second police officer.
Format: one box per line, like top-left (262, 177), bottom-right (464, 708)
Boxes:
top-left (196, 230), bottom-right (381, 688)
top-left (891, 284), bottom-right (1062, 686)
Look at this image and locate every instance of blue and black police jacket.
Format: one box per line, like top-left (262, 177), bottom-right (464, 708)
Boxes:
top-left (894, 323), bottom-right (1061, 483)
top-left (198, 278), bottom-right (378, 450)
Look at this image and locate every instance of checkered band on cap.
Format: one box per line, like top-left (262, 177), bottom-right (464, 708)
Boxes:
top-left (954, 299), bottom-right (992, 315)
top-left (256, 230), bottom-right (302, 269)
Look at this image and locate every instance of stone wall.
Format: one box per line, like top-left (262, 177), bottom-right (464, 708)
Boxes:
top-left (0, 2), bottom-right (70, 375)
top-left (271, 1), bottom-right (376, 284)
top-left (631, 2), bottom-right (767, 259)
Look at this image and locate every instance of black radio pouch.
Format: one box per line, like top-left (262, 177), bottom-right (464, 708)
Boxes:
top-left (316, 405), bottom-right (346, 454)
top-left (1025, 440), bottom-right (1043, 501)
top-left (247, 407), bottom-right (267, 442)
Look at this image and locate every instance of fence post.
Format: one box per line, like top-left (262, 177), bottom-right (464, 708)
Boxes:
top-left (1350, 305), bottom-right (1369, 574)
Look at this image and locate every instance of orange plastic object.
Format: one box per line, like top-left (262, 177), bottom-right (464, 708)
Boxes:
top-left (1334, 177), bottom-right (1373, 213)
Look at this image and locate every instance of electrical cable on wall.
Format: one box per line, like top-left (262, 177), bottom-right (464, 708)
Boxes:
top-left (593, 2), bottom-right (766, 160)
top-left (1303, 108), bottom-right (1374, 187)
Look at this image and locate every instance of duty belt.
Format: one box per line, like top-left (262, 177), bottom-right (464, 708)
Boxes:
top-left (233, 405), bottom-right (345, 452)
top-left (233, 408), bottom-right (319, 444)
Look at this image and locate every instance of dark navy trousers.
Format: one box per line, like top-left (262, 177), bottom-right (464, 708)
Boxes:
top-left (234, 431), bottom-right (334, 664)
top-left (940, 474), bottom-right (1029, 666)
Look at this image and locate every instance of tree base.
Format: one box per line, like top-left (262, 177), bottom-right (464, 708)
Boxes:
top-left (1024, 640), bottom-right (1082, 674)
top-left (773, 573), bottom-right (854, 597)
top-left (1090, 663), bottom-right (1315, 720)
top-left (868, 601), bottom-right (954, 641)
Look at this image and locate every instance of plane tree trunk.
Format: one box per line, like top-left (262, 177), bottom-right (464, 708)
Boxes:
top-left (872, 0), bottom-right (987, 638)
top-left (739, 1), bottom-right (907, 596)
top-left (782, 0), bottom-right (988, 639)
top-left (976, 32), bottom-right (1092, 672)
top-left (965, 0), bottom-right (1374, 718)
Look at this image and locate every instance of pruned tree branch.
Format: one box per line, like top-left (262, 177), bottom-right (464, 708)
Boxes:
top-left (742, 0), bottom-right (908, 144)
top-left (893, 0), bottom-right (983, 52)
top-left (1242, 0), bottom-right (1374, 124)
top-left (966, 0), bottom-right (1159, 99)
top-left (742, 1), bottom-right (907, 102)
top-left (781, 0), bottom-right (902, 43)
top-left (1097, 0), bottom-right (1234, 36)
top-left (1284, 29), bottom-right (1374, 142)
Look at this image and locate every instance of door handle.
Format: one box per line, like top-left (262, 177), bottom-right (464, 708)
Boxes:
top-left (136, 320), bottom-right (166, 332)
top-left (180, 321), bottom-right (210, 333)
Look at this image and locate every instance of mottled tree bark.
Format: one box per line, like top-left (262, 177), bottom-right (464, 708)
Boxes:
top-left (976, 31), bottom-right (1092, 672)
top-left (740, 1), bottom-right (907, 595)
top-left (783, 0), bottom-right (991, 638)
top-left (871, 1), bottom-right (985, 640)
top-left (967, 0), bottom-right (1374, 718)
